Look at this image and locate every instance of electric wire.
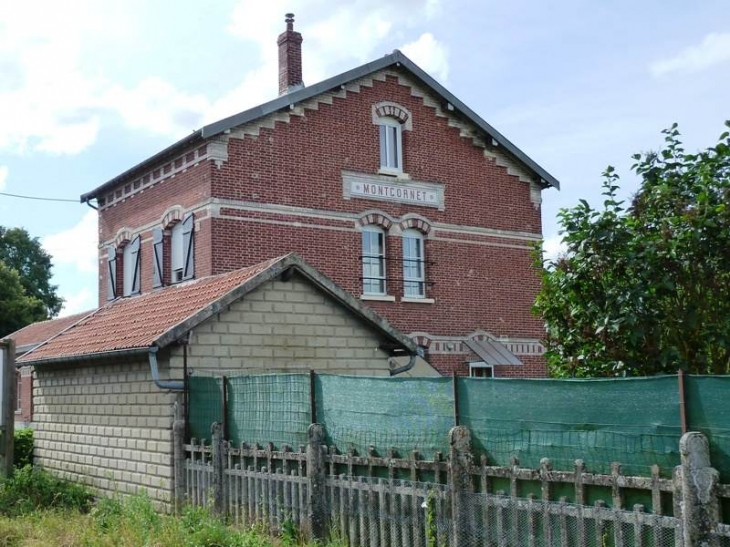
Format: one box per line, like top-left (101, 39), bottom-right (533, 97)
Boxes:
top-left (0, 191), bottom-right (79, 203)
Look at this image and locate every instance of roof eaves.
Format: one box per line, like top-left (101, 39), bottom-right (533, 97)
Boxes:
top-left (19, 346), bottom-right (150, 367)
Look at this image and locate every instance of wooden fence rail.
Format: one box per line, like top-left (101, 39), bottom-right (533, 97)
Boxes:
top-left (176, 423), bottom-right (730, 546)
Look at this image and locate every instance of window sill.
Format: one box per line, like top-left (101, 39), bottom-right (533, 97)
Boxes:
top-left (377, 168), bottom-right (409, 179)
top-left (400, 297), bottom-right (435, 304)
top-left (360, 294), bottom-right (396, 302)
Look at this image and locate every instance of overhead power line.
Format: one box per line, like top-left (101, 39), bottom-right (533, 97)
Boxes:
top-left (0, 191), bottom-right (79, 203)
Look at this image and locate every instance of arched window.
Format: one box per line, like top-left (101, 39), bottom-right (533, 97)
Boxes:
top-left (362, 225), bottom-right (386, 295)
top-left (122, 236), bottom-right (141, 296)
top-left (402, 229), bottom-right (425, 298)
top-left (379, 118), bottom-right (403, 173)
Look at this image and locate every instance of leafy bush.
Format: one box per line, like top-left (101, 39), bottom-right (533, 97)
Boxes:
top-left (0, 466), bottom-right (93, 516)
top-left (13, 428), bottom-right (33, 468)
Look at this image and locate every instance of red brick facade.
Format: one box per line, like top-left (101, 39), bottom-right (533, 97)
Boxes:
top-left (91, 58), bottom-right (552, 377)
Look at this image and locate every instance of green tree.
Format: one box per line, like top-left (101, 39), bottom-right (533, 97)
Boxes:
top-left (0, 227), bottom-right (63, 319)
top-left (535, 122), bottom-right (730, 377)
top-left (0, 261), bottom-right (46, 337)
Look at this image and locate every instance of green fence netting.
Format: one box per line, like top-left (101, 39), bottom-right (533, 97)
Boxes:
top-left (458, 376), bottom-right (682, 476)
top-left (686, 375), bottom-right (730, 482)
top-left (315, 375), bottom-right (454, 457)
top-left (188, 376), bottom-right (222, 442)
top-left (226, 374), bottom-right (310, 449)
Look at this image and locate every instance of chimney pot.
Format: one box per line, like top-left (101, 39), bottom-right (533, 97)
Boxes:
top-left (278, 13), bottom-right (303, 95)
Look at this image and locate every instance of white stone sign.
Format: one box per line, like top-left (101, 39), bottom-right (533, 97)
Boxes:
top-left (342, 171), bottom-right (445, 210)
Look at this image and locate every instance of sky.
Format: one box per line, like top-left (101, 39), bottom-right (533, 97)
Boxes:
top-left (0, 0), bottom-right (728, 317)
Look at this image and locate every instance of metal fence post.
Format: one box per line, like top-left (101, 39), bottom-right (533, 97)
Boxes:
top-left (449, 425), bottom-right (473, 547)
top-left (211, 422), bottom-right (225, 516)
top-left (173, 419), bottom-right (186, 513)
top-left (306, 423), bottom-right (326, 541)
top-left (677, 431), bottom-right (720, 546)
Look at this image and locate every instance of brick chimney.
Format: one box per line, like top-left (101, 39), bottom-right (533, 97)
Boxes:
top-left (278, 13), bottom-right (304, 95)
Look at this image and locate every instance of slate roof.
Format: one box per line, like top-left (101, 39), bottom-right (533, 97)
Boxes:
top-left (5, 311), bottom-right (94, 354)
top-left (17, 254), bottom-right (416, 365)
top-left (81, 50), bottom-right (559, 204)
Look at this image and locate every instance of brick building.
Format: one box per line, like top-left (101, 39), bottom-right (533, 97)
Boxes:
top-left (80, 15), bottom-right (560, 378)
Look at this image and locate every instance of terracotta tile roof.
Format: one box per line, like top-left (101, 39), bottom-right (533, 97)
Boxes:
top-left (4, 311), bottom-right (93, 352)
top-left (19, 256), bottom-right (287, 364)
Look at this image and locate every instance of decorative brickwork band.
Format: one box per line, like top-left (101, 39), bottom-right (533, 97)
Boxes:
top-left (357, 213), bottom-right (393, 230)
top-left (399, 217), bottom-right (432, 234)
top-left (409, 334), bottom-right (432, 349)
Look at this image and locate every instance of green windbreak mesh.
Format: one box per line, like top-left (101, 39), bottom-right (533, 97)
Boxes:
top-left (686, 375), bottom-right (730, 481)
top-left (226, 374), bottom-right (310, 449)
top-left (188, 376), bottom-right (222, 442)
top-left (315, 375), bottom-right (453, 457)
top-left (458, 376), bottom-right (682, 476)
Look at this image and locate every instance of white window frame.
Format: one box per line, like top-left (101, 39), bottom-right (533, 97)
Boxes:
top-left (379, 118), bottom-right (403, 175)
top-left (402, 229), bottom-right (426, 298)
top-left (361, 225), bottom-right (387, 296)
top-left (122, 243), bottom-right (135, 296)
top-left (170, 221), bottom-right (184, 283)
top-left (469, 362), bottom-right (494, 378)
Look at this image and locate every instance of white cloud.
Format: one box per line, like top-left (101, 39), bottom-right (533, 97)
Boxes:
top-left (58, 287), bottom-right (96, 317)
top-left (0, 166), bottom-right (7, 191)
top-left (651, 32), bottom-right (730, 76)
top-left (402, 32), bottom-right (449, 81)
top-left (43, 210), bottom-right (98, 274)
top-left (542, 233), bottom-right (567, 263)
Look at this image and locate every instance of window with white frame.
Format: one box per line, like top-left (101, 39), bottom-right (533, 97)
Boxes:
top-left (362, 225), bottom-right (386, 295)
top-left (402, 229), bottom-right (425, 298)
top-left (122, 236), bottom-right (141, 297)
top-left (170, 221), bottom-right (184, 283)
top-left (379, 118), bottom-right (403, 173)
top-left (469, 362), bottom-right (494, 378)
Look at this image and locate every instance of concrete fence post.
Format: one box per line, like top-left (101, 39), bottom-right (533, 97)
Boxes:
top-left (449, 425), bottom-right (473, 547)
top-left (173, 419), bottom-right (186, 513)
top-left (211, 422), bottom-right (225, 516)
top-left (677, 431), bottom-right (720, 546)
top-left (306, 423), bottom-right (326, 541)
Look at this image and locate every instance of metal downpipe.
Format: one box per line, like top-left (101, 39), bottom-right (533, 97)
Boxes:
top-left (148, 346), bottom-right (184, 390)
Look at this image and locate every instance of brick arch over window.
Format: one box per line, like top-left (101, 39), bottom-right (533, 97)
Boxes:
top-left (161, 206), bottom-right (184, 229)
top-left (371, 102), bottom-right (413, 131)
top-left (398, 217), bottom-right (432, 235)
top-left (357, 212), bottom-right (393, 231)
top-left (409, 333), bottom-right (432, 349)
top-left (114, 229), bottom-right (132, 247)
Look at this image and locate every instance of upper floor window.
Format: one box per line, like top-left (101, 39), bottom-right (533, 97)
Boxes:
top-left (170, 221), bottom-right (185, 283)
top-left (402, 229), bottom-right (425, 298)
top-left (469, 362), bottom-right (494, 378)
top-left (122, 236), bottom-right (141, 297)
top-left (379, 118), bottom-right (403, 174)
top-left (362, 225), bottom-right (386, 295)
top-left (151, 212), bottom-right (195, 289)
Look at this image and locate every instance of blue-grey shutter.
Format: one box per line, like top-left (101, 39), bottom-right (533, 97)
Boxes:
top-left (152, 228), bottom-right (163, 288)
top-left (130, 235), bottom-right (141, 295)
top-left (107, 247), bottom-right (117, 300)
top-left (182, 213), bottom-right (194, 280)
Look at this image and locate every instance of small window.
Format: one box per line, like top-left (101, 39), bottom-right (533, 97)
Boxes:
top-left (170, 222), bottom-right (184, 283)
top-left (402, 229), bottom-right (425, 298)
top-left (379, 119), bottom-right (403, 173)
top-left (122, 236), bottom-right (141, 296)
top-left (362, 225), bottom-right (386, 295)
top-left (469, 362), bottom-right (494, 378)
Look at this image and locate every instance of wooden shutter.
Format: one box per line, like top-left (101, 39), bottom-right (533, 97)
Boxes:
top-left (182, 213), bottom-right (195, 280)
top-left (107, 246), bottom-right (117, 300)
top-left (152, 228), bottom-right (164, 288)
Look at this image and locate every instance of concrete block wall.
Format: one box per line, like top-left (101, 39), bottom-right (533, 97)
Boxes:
top-left (33, 360), bottom-right (178, 507)
top-left (171, 274), bottom-right (403, 376)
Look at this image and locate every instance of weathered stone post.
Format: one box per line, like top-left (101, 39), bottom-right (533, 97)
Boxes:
top-left (211, 422), bottom-right (225, 516)
top-left (173, 419), bottom-right (186, 513)
top-left (449, 425), bottom-right (473, 547)
top-left (306, 423), bottom-right (326, 541)
top-left (678, 432), bottom-right (720, 546)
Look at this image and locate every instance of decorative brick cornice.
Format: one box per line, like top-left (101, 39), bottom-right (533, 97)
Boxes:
top-left (372, 101), bottom-right (413, 130)
top-left (409, 333), bottom-right (432, 349)
top-left (357, 212), bottom-right (393, 230)
top-left (399, 217), bottom-right (432, 235)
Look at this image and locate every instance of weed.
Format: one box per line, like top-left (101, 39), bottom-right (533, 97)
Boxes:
top-left (0, 466), bottom-right (92, 517)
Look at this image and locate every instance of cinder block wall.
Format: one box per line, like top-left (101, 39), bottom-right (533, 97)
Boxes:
top-left (33, 359), bottom-right (178, 508)
top-left (172, 274), bottom-right (421, 376)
